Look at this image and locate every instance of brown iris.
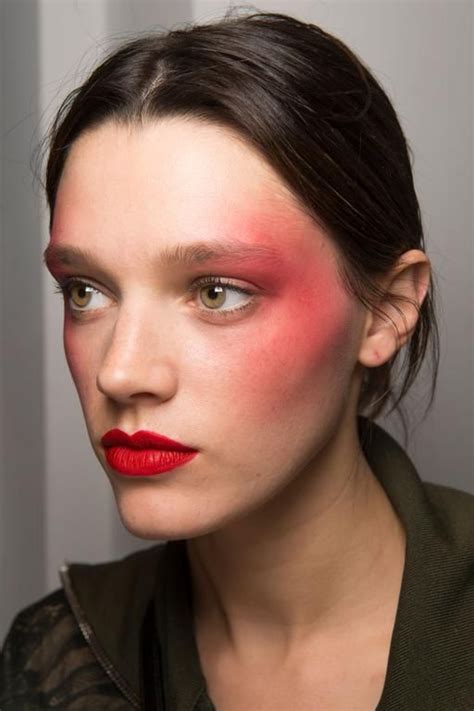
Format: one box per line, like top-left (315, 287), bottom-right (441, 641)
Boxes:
top-left (200, 284), bottom-right (226, 309)
top-left (70, 283), bottom-right (93, 309)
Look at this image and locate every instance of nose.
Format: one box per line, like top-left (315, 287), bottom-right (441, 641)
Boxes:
top-left (96, 303), bottom-right (179, 405)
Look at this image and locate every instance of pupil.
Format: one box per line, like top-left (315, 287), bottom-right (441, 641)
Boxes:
top-left (209, 286), bottom-right (221, 301)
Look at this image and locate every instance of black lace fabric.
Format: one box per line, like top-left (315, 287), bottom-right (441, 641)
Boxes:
top-left (0, 589), bottom-right (133, 710)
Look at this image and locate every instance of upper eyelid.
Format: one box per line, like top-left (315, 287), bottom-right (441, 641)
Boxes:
top-left (54, 274), bottom-right (253, 291)
top-left (190, 275), bottom-right (254, 293)
top-left (54, 275), bottom-right (109, 293)
top-left (58, 277), bottom-right (110, 298)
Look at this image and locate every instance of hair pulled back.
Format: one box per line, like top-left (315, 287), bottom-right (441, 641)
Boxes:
top-left (41, 8), bottom-right (439, 427)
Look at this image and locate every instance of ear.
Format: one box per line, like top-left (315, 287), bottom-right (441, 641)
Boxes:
top-left (358, 249), bottom-right (431, 368)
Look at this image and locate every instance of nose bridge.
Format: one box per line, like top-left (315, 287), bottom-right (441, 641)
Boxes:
top-left (96, 298), bottom-right (178, 402)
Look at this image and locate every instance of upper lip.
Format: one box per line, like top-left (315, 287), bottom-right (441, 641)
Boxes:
top-left (100, 429), bottom-right (197, 452)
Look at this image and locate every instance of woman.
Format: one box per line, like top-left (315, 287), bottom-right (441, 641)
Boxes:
top-left (1, 10), bottom-right (472, 711)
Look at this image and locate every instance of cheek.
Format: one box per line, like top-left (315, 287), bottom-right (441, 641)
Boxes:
top-left (212, 275), bottom-right (358, 420)
top-left (63, 318), bottom-right (98, 406)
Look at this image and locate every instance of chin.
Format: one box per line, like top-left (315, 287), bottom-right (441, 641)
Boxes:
top-left (118, 515), bottom-right (220, 542)
top-left (111, 484), bottom-right (234, 542)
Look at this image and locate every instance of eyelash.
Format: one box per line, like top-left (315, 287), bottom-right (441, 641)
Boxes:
top-left (52, 276), bottom-right (256, 320)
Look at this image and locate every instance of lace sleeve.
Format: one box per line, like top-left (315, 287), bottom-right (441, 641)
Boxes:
top-left (0, 588), bottom-right (132, 709)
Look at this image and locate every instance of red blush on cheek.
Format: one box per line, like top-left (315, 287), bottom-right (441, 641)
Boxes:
top-left (220, 251), bottom-right (357, 415)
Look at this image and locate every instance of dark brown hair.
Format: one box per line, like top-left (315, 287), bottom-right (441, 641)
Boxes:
top-left (39, 8), bottom-right (439, 430)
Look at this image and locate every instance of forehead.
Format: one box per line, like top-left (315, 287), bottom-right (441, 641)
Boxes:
top-left (51, 117), bottom-right (339, 275)
top-left (54, 118), bottom-right (313, 229)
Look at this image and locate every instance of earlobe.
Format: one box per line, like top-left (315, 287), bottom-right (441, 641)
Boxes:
top-left (358, 250), bottom-right (431, 369)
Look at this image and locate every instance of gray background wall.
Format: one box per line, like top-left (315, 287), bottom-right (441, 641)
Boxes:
top-left (1, 0), bottom-right (472, 642)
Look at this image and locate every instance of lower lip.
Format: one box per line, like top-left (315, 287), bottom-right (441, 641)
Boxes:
top-left (104, 447), bottom-right (198, 477)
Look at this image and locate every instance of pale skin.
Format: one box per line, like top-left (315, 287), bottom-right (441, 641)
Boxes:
top-left (44, 117), bottom-right (431, 710)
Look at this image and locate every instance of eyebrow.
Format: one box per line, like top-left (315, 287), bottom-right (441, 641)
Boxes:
top-left (42, 240), bottom-right (283, 271)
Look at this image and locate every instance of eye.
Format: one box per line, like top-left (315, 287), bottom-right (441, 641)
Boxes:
top-left (53, 278), bottom-right (111, 313)
top-left (52, 275), bottom-right (257, 320)
top-left (192, 277), bottom-right (256, 318)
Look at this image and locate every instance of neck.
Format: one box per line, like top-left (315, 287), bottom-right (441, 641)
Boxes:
top-left (186, 415), bottom-right (406, 661)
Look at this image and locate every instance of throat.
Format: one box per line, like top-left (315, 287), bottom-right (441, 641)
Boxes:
top-left (187, 458), bottom-right (406, 652)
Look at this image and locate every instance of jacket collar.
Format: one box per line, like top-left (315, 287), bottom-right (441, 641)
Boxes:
top-left (60, 539), bottom-right (165, 707)
top-left (60, 417), bottom-right (474, 710)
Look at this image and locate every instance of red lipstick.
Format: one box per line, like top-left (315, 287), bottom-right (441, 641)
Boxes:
top-left (100, 429), bottom-right (198, 477)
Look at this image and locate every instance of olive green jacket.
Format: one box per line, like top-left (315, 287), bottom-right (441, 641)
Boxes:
top-left (1, 419), bottom-right (473, 710)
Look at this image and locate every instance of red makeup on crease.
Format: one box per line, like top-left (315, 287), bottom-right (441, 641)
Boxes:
top-left (101, 429), bottom-right (198, 477)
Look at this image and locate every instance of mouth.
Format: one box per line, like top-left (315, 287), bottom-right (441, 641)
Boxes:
top-left (100, 429), bottom-right (198, 477)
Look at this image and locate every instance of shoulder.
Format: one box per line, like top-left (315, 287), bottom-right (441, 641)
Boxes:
top-left (0, 544), bottom-right (167, 710)
top-left (2, 585), bottom-right (69, 634)
top-left (0, 587), bottom-right (76, 673)
top-left (418, 480), bottom-right (474, 630)
top-left (364, 417), bottom-right (474, 552)
top-left (0, 587), bottom-right (121, 709)
top-left (422, 480), bottom-right (474, 550)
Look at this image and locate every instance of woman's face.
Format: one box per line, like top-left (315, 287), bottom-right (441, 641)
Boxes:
top-left (45, 118), bottom-right (367, 539)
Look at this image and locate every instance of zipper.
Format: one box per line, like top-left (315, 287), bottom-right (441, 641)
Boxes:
top-left (59, 563), bottom-right (142, 709)
top-left (140, 597), bottom-right (166, 711)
